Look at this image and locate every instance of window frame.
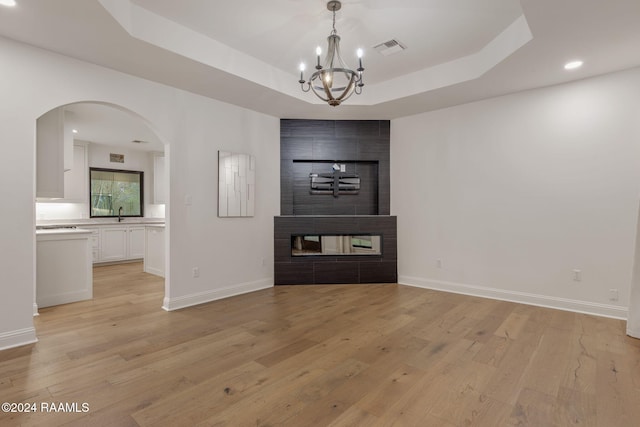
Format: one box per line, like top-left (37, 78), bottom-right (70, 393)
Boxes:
top-left (89, 167), bottom-right (144, 219)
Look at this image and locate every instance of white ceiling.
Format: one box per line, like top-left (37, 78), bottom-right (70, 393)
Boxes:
top-left (1, 0), bottom-right (639, 121)
top-left (64, 103), bottom-right (164, 152)
top-left (130, 0), bottom-right (524, 86)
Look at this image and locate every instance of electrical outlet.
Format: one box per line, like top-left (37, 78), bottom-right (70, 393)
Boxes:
top-left (609, 289), bottom-right (619, 301)
top-left (572, 269), bottom-right (582, 282)
top-left (192, 267), bottom-right (199, 278)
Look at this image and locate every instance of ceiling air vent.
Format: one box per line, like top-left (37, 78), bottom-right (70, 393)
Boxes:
top-left (373, 39), bottom-right (406, 56)
top-left (131, 140), bottom-right (148, 144)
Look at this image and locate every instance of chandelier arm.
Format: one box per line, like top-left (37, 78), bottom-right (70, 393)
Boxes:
top-left (321, 77), bottom-right (335, 101)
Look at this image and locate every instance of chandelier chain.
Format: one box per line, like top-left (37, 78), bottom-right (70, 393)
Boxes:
top-left (331, 5), bottom-right (337, 35)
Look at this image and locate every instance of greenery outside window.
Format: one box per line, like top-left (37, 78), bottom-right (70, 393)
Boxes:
top-left (90, 168), bottom-right (143, 218)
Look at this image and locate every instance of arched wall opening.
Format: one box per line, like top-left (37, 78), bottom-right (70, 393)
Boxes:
top-left (34, 100), bottom-right (171, 317)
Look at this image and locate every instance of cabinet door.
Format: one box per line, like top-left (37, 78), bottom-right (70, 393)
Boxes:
top-left (128, 226), bottom-right (146, 259)
top-left (64, 144), bottom-right (88, 201)
top-left (153, 154), bottom-right (165, 204)
top-left (144, 227), bottom-right (165, 277)
top-left (36, 108), bottom-right (65, 198)
top-left (83, 226), bottom-right (101, 263)
top-left (101, 227), bottom-right (128, 262)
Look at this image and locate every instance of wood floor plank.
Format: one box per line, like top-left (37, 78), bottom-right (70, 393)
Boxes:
top-left (519, 326), bottom-right (574, 397)
top-left (595, 348), bottom-right (640, 426)
top-left (1, 262), bottom-right (639, 426)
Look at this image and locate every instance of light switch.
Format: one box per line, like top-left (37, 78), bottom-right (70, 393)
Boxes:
top-left (340, 164), bottom-right (346, 172)
top-left (185, 194), bottom-right (192, 206)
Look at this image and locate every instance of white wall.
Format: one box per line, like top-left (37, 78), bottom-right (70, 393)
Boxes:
top-left (391, 67), bottom-right (640, 319)
top-left (0, 36), bottom-right (279, 350)
top-left (88, 143), bottom-right (162, 218)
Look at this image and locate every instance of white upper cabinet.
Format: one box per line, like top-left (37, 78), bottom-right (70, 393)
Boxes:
top-left (36, 107), bottom-right (74, 199)
top-left (63, 110), bottom-right (73, 172)
top-left (63, 143), bottom-right (88, 202)
top-left (153, 153), bottom-right (165, 204)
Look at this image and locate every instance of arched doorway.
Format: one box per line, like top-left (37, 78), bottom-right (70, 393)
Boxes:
top-left (34, 101), bottom-right (170, 316)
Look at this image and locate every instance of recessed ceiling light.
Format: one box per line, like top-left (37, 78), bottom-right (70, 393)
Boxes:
top-left (72, 129), bottom-right (79, 134)
top-left (564, 60), bottom-right (584, 70)
top-left (0, 0), bottom-right (17, 7)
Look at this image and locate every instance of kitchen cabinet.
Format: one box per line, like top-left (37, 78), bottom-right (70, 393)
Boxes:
top-left (153, 153), bottom-right (166, 204)
top-left (100, 227), bottom-right (128, 262)
top-left (144, 225), bottom-right (165, 277)
top-left (36, 107), bottom-right (73, 199)
top-left (128, 226), bottom-right (146, 259)
top-left (83, 226), bottom-right (101, 262)
top-left (100, 225), bottom-right (145, 262)
top-left (63, 143), bottom-right (88, 201)
top-left (36, 229), bottom-right (92, 309)
top-left (36, 221), bottom-right (163, 264)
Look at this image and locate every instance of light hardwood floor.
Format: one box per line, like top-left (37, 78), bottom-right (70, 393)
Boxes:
top-left (1, 262), bottom-right (639, 426)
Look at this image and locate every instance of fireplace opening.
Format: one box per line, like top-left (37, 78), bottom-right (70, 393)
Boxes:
top-left (292, 234), bottom-right (382, 256)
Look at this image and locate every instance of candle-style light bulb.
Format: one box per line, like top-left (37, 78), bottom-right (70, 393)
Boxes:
top-left (356, 48), bottom-right (364, 70)
top-left (316, 46), bottom-right (322, 69)
top-left (299, 63), bottom-right (306, 82)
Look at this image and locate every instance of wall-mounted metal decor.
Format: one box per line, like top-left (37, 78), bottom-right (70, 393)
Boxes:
top-left (310, 164), bottom-right (360, 197)
top-left (310, 173), bottom-right (360, 197)
top-left (218, 151), bottom-right (255, 217)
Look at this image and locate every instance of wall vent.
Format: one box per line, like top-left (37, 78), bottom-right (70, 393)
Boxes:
top-left (373, 39), bottom-right (406, 56)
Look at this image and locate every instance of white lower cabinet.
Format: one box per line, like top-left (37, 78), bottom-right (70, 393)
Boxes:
top-left (128, 226), bottom-right (146, 259)
top-left (97, 225), bottom-right (146, 263)
top-left (82, 226), bottom-right (101, 262)
top-left (101, 227), bottom-right (128, 262)
top-left (43, 223), bottom-right (161, 264)
top-left (36, 230), bottom-right (93, 309)
top-left (144, 225), bottom-right (165, 277)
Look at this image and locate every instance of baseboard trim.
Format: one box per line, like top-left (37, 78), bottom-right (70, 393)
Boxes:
top-left (0, 327), bottom-right (38, 351)
top-left (627, 326), bottom-right (640, 339)
top-left (162, 278), bottom-right (273, 311)
top-left (399, 275), bottom-right (628, 320)
top-left (37, 290), bottom-right (93, 309)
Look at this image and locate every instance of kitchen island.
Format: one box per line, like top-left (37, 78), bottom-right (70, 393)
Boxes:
top-left (36, 228), bottom-right (93, 310)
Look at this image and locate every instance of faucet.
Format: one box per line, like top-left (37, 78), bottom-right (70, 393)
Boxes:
top-left (118, 206), bottom-right (124, 222)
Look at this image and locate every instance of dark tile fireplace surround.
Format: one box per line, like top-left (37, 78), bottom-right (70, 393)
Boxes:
top-left (275, 119), bottom-right (397, 285)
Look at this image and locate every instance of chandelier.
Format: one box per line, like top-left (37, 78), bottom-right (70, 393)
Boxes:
top-left (298, 1), bottom-right (364, 106)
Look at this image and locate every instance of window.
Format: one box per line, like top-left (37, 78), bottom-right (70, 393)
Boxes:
top-left (90, 168), bottom-right (143, 218)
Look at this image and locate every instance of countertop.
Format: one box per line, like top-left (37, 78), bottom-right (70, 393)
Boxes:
top-left (36, 228), bottom-right (93, 236)
top-left (36, 218), bottom-right (165, 228)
